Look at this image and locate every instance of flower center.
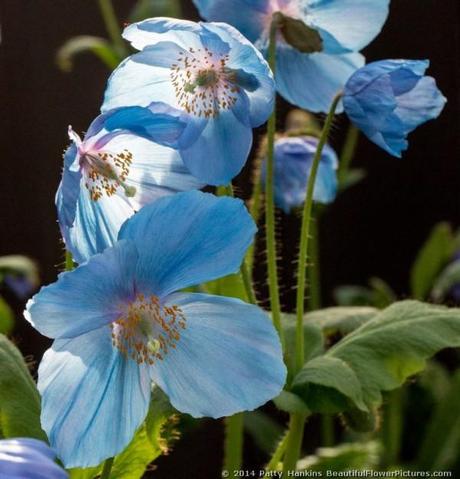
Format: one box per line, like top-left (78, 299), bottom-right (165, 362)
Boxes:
top-left (111, 294), bottom-right (187, 365)
top-left (170, 47), bottom-right (241, 118)
top-left (82, 150), bottom-right (136, 201)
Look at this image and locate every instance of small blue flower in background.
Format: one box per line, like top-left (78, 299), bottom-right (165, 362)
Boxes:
top-left (57, 103), bottom-right (203, 264)
top-left (343, 60), bottom-right (447, 157)
top-left (263, 136), bottom-right (338, 213)
top-left (193, 0), bottom-right (390, 112)
top-left (26, 191), bottom-right (286, 468)
top-left (102, 18), bottom-right (275, 185)
top-left (0, 438), bottom-right (67, 479)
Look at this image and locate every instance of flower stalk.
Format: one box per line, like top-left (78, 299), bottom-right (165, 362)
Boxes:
top-left (97, 0), bottom-right (128, 57)
top-left (100, 457), bottom-right (114, 479)
top-left (265, 15), bottom-right (284, 347)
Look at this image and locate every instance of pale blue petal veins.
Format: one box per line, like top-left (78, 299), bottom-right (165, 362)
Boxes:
top-left (56, 144), bottom-right (81, 228)
top-left (118, 191), bottom-right (256, 297)
top-left (38, 327), bottom-right (152, 468)
top-left (304, 0), bottom-right (390, 53)
top-left (25, 241), bottom-right (138, 339)
top-left (276, 45), bottom-right (364, 112)
top-left (180, 107), bottom-right (253, 185)
top-left (150, 293), bottom-right (286, 417)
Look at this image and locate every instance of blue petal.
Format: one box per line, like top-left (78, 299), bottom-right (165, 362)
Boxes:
top-left (180, 106), bottom-right (253, 185)
top-left (25, 240), bottom-right (138, 339)
top-left (276, 45), bottom-right (364, 113)
top-left (102, 42), bottom-right (181, 112)
top-left (394, 76), bottom-right (447, 132)
top-left (38, 327), bottom-right (152, 468)
top-left (0, 439), bottom-right (67, 479)
top-left (305, 0), bottom-right (390, 53)
top-left (193, 1), bottom-right (269, 43)
top-left (56, 144), bottom-right (81, 228)
top-left (150, 293), bottom-right (286, 418)
top-left (204, 22), bottom-right (275, 126)
top-left (118, 191), bottom-right (256, 297)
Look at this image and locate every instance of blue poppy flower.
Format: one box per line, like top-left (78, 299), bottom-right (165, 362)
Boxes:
top-left (25, 191), bottom-right (286, 468)
top-left (57, 103), bottom-right (203, 264)
top-left (263, 136), bottom-right (337, 213)
top-left (343, 60), bottom-right (447, 157)
top-left (193, 0), bottom-right (390, 112)
top-left (0, 438), bottom-right (68, 479)
top-left (102, 18), bottom-right (275, 185)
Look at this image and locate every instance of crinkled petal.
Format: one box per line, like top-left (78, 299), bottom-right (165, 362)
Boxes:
top-left (150, 293), bottom-right (286, 417)
top-left (394, 76), bottom-right (447, 132)
top-left (204, 22), bottom-right (275, 126)
top-left (25, 241), bottom-right (138, 339)
top-left (276, 45), bottom-right (364, 112)
top-left (98, 133), bottom-right (204, 211)
top-left (102, 42), bottom-right (182, 112)
top-left (194, 2), bottom-right (269, 43)
top-left (38, 327), bottom-right (152, 468)
top-left (180, 106), bottom-right (252, 185)
top-left (305, 0), bottom-right (389, 53)
top-left (118, 191), bottom-right (256, 297)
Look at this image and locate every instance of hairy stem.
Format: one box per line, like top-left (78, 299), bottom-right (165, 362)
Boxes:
top-left (100, 457), bottom-right (114, 479)
top-left (97, 0), bottom-right (128, 57)
top-left (224, 413), bottom-right (244, 477)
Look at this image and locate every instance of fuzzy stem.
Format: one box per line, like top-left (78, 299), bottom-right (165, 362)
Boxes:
top-left (294, 92), bottom-right (342, 374)
top-left (265, 15), bottom-right (284, 346)
top-left (338, 125), bottom-right (359, 185)
top-left (97, 0), bottom-right (128, 57)
top-left (100, 457), bottom-right (114, 479)
top-left (266, 432), bottom-right (289, 471)
top-left (307, 209), bottom-right (321, 311)
top-left (282, 413), bottom-right (307, 473)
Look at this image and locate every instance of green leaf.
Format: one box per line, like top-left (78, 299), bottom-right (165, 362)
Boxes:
top-left (273, 391), bottom-right (310, 415)
top-left (203, 273), bottom-right (247, 301)
top-left (334, 285), bottom-right (376, 307)
top-left (410, 222), bottom-right (455, 300)
top-left (341, 407), bottom-right (380, 433)
top-left (417, 370), bottom-right (460, 470)
top-left (305, 306), bottom-right (378, 336)
top-left (297, 441), bottom-right (381, 471)
top-left (0, 296), bottom-right (14, 334)
top-left (369, 277), bottom-right (397, 308)
top-left (275, 12), bottom-right (323, 53)
top-left (432, 261), bottom-right (460, 301)
top-left (244, 411), bottom-right (283, 454)
top-left (0, 334), bottom-right (46, 440)
top-left (129, 0), bottom-right (182, 22)
top-left (292, 301), bottom-right (460, 413)
top-left (69, 388), bottom-right (177, 479)
top-left (56, 36), bottom-right (121, 72)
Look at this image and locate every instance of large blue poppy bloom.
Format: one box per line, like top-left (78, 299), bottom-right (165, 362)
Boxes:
top-left (57, 103), bottom-right (203, 264)
top-left (193, 0), bottom-right (390, 112)
top-left (343, 60), bottom-right (447, 157)
top-left (0, 438), bottom-right (67, 479)
top-left (25, 191), bottom-right (286, 468)
top-left (263, 136), bottom-right (337, 213)
top-left (102, 18), bottom-right (275, 185)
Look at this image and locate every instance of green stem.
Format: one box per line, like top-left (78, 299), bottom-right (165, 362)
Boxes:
top-left (224, 184), bottom-right (257, 305)
top-left (65, 250), bottom-right (74, 272)
top-left (282, 413), bottom-right (307, 473)
top-left (382, 389), bottom-right (403, 467)
top-left (266, 432), bottom-right (289, 471)
top-left (100, 457), bottom-right (114, 479)
top-left (294, 92), bottom-right (342, 374)
top-left (223, 413), bottom-right (244, 477)
top-left (321, 415), bottom-right (335, 447)
top-left (97, 0), bottom-right (128, 56)
top-left (265, 16), bottom-right (284, 346)
top-left (338, 125), bottom-right (359, 185)
top-left (307, 208), bottom-right (321, 311)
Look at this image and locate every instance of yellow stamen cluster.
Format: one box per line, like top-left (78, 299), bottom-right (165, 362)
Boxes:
top-left (84, 149), bottom-right (133, 201)
top-left (111, 294), bottom-right (186, 365)
top-left (171, 47), bottom-right (240, 118)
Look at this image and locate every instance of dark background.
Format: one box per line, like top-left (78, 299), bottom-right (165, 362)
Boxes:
top-left (1, 1), bottom-right (459, 477)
